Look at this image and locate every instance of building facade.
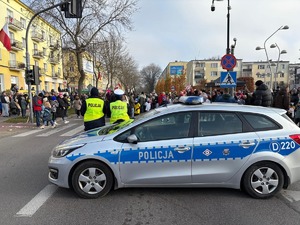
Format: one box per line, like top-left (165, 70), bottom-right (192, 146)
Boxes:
top-left (0, 0), bottom-right (63, 93)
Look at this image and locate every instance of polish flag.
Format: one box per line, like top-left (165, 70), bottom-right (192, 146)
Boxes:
top-left (0, 23), bottom-right (11, 51)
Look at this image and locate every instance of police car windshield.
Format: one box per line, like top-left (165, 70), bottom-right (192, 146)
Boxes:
top-left (135, 108), bottom-right (161, 120)
top-left (97, 119), bottom-right (134, 135)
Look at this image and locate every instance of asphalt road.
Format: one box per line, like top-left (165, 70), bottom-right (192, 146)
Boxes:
top-left (1, 118), bottom-right (300, 225)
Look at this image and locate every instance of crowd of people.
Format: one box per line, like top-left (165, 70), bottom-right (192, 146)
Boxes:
top-left (1, 79), bottom-right (300, 129)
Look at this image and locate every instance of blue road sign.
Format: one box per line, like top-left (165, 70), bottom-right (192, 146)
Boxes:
top-left (220, 71), bottom-right (237, 88)
top-left (221, 54), bottom-right (237, 70)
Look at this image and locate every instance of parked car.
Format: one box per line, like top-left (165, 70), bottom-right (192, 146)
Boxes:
top-left (48, 96), bottom-right (300, 199)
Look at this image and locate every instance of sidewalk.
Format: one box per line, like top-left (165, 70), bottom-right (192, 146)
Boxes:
top-left (0, 114), bottom-right (76, 129)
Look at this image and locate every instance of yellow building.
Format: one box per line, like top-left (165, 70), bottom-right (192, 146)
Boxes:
top-left (62, 49), bottom-right (104, 93)
top-left (0, 0), bottom-right (63, 94)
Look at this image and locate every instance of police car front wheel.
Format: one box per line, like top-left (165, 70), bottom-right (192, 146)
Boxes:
top-left (71, 160), bottom-right (113, 199)
top-left (243, 162), bottom-right (284, 199)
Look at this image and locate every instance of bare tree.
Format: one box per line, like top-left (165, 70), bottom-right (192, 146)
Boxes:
top-left (25, 0), bottom-right (138, 95)
top-left (140, 63), bottom-right (162, 94)
top-left (116, 53), bottom-right (140, 94)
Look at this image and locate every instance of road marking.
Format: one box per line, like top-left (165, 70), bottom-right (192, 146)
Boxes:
top-left (281, 190), bottom-right (300, 202)
top-left (61, 125), bottom-right (84, 136)
top-left (12, 129), bottom-right (42, 137)
top-left (37, 124), bottom-right (76, 137)
top-left (15, 184), bottom-right (58, 217)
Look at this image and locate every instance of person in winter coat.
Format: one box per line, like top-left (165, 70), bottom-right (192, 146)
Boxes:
top-left (50, 95), bottom-right (59, 125)
top-left (73, 96), bottom-right (82, 118)
top-left (33, 93), bottom-right (43, 127)
top-left (81, 87), bottom-right (106, 131)
top-left (215, 88), bottom-right (236, 103)
top-left (251, 80), bottom-right (273, 107)
top-left (56, 93), bottom-right (69, 124)
top-left (273, 85), bottom-right (290, 111)
top-left (40, 101), bottom-right (55, 129)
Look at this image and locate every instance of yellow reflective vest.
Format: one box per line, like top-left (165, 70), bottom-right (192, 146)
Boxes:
top-left (110, 100), bottom-right (130, 124)
top-left (83, 98), bottom-right (105, 122)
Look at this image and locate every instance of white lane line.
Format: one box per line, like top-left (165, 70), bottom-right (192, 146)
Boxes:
top-left (12, 129), bottom-right (42, 137)
top-left (15, 184), bottom-right (58, 217)
top-left (37, 124), bottom-right (76, 137)
top-left (61, 125), bottom-right (84, 136)
top-left (281, 190), bottom-right (300, 202)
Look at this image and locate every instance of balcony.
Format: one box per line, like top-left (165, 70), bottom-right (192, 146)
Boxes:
top-left (52, 72), bottom-right (60, 78)
top-left (49, 41), bottom-right (60, 50)
top-left (9, 60), bottom-right (25, 71)
top-left (10, 39), bottom-right (24, 51)
top-left (6, 17), bottom-right (23, 31)
top-left (31, 31), bottom-right (44, 42)
top-left (49, 56), bottom-right (60, 64)
top-left (32, 49), bottom-right (44, 59)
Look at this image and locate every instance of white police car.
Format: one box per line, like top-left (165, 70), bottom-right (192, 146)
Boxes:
top-left (48, 96), bottom-right (300, 199)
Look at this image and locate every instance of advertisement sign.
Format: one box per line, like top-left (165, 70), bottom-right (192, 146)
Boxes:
top-left (170, 66), bottom-right (184, 75)
top-left (82, 59), bottom-right (94, 73)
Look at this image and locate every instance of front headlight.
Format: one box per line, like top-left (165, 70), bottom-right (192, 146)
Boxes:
top-left (52, 143), bottom-right (86, 158)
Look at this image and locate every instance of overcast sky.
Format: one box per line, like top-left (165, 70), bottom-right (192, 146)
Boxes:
top-left (125, 0), bottom-right (300, 70)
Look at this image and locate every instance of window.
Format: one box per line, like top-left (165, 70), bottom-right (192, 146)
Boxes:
top-left (280, 73), bottom-right (284, 78)
top-left (22, 38), bottom-right (26, 48)
top-left (43, 48), bottom-right (46, 55)
top-left (20, 18), bottom-right (26, 28)
top-left (70, 66), bottom-right (74, 72)
top-left (131, 112), bottom-right (192, 142)
top-left (44, 63), bottom-right (47, 72)
top-left (45, 81), bottom-right (49, 91)
top-left (198, 112), bottom-right (242, 136)
top-left (281, 64), bottom-right (286, 70)
top-left (211, 71), bottom-right (218, 77)
top-left (243, 113), bottom-right (280, 131)
top-left (258, 65), bottom-right (265, 69)
top-left (7, 9), bottom-right (13, 19)
top-left (211, 63), bottom-right (218, 68)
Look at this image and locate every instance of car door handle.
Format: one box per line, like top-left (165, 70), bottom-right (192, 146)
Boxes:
top-left (239, 141), bottom-right (256, 148)
top-left (174, 146), bottom-right (191, 153)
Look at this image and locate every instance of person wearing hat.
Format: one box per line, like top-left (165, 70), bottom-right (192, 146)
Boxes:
top-left (81, 87), bottom-right (106, 131)
top-left (251, 80), bottom-right (273, 107)
top-left (107, 89), bottom-right (130, 124)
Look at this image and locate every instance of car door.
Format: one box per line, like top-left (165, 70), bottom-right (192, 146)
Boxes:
top-left (192, 111), bottom-right (259, 183)
top-left (118, 112), bottom-right (193, 185)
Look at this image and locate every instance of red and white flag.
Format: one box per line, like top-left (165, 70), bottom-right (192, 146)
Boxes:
top-left (0, 23), bottom-right (11, 51)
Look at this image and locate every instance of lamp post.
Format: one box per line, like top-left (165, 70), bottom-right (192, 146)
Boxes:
top-left (211, 0), bottom-right (231, 54)
top-left (255, 25), bottom-right (289, 90)
top-left (270, 43), bottom-right (287, 89)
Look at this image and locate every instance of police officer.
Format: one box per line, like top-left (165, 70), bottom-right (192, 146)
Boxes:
top-left (81, 87), bottom-right (106, 131)
top-left (108, 89), bottom-right (130, 124)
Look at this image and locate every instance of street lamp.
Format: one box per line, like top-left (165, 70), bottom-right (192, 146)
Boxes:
top-left (211, 0), bottom-right (231, 54)
top-left (255, 25), bottom-right (289, 90)
top-left (270, 43), bottom-right (287, 89)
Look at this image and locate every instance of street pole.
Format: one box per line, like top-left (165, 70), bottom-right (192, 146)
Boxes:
top-left (226, 0), bottom-right (230, 55)
top-left (25, 1), bottom-right (71, 123)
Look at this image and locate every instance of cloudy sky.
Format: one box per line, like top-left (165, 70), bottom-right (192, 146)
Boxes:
top-left (125, 0), bottom-right (300, 70)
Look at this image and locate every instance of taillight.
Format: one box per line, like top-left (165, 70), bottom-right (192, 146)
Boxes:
top-left (290, 134), bottom-right (300, 145)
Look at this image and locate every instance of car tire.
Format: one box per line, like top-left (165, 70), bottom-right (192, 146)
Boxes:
top-left (71, 160), bottom-right (113, 199)
top-left (242, 162), bottom-right (284, 199)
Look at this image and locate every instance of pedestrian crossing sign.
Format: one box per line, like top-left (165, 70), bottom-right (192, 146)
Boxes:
top-left (220, 71), bottom-right (237, 88)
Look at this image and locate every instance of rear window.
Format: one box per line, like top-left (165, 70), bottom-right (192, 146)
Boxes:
top-left (243, 113), bottom-right (280, 131)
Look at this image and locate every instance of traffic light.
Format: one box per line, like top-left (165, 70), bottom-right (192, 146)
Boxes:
top-left (33, 65), bottom-right (42, 85)
top-left (64, 0), bottom-right (82, 18)
top-left (25, 69), bottom-right (34, 85)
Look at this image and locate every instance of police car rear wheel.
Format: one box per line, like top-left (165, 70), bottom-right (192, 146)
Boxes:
top-left (243, 162), bottom-right (284, 199)
top-left (72, 161), bottom-right (113, 199)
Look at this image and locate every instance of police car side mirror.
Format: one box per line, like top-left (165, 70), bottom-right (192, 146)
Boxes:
top-left (127, 134), bottom-right (138, 144)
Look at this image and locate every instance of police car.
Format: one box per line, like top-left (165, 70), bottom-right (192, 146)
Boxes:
top-left (48, 96), bottom-right (300, 199)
